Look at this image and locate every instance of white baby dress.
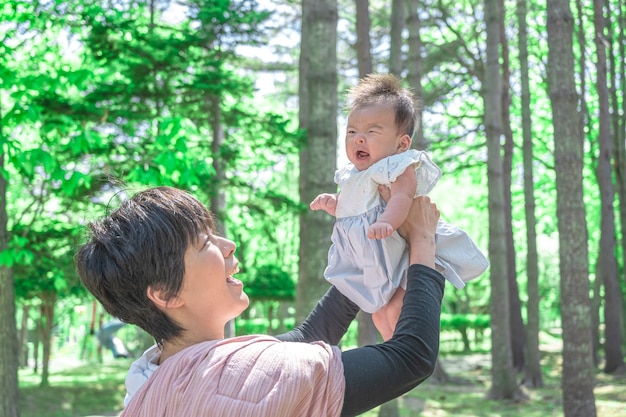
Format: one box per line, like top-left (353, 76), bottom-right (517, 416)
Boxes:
top-left (325, 149), bottom-right (489, 313)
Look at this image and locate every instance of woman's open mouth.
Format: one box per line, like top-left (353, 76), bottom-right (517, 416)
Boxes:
top-left (226, 276), bottom-right (242, 285)
top-left (227, 265), bottom-right (242, 285)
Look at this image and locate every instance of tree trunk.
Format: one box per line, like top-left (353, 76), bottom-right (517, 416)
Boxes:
top-left (592, 0), bottom-right (624, 374)
top-left (297, 0), bottom-right (338, 324)
top-left (547, 0), bottom-right (597, 415)
top-left (210, 95), bottom-right (227, 237)
top-left (405, 0), bottom-right (425, 150)
top-left (378, 400), bottom-right (400, 417)
top-left (355, 0), bottom-right (373, 76)
top-left (406, 0), bottom-right (455, 386)
top-left (429, 359), bottom-right (451, 383)
top-left (573, 0), bottom-right (599, 365)
top-left (483, 0), bottom-right (520, 401)
top-left (208, 95), bottom-right (235, 338)
top-left (516, 0), bottom-right (543, 388)
top-left (381, 5), bottom-right (407, 416)
top-left (39, 292), bottom-right (56, 388)
top-left (18, 304), bottom-right (30, 368)
top-left (33, 318), bottom-right (40, 373)
top-left (0, 130), bottom-right (19, 416)
top-left (498, 0), bottom-right (525, 373)
top-left (389, 0), bottom-right (404, 76)
top-left (591, 258), bottom-right (602, 366)
top-left (354, 0), bottom-right (379, 352)
top-left (610, 0), bottom-right (626, 347)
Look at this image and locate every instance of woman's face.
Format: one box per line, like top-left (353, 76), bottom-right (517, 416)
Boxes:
top-left (177, 232), bottom-right (249, 337)
top-left (345, 104), bottom-right (410, 171)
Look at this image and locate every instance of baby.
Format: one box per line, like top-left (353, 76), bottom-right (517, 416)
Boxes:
top-left (311, 73), bottom-right (489, 340)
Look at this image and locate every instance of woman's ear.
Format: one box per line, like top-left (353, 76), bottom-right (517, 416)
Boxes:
top-left (147, 286), bottom-right (184, 310)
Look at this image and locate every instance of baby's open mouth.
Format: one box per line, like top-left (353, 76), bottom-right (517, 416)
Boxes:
top-left (356, 151), bottom-right (369, 159)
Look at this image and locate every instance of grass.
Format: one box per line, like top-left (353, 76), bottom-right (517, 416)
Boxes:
top-left (361, 349), bottom-right (626, 417)
top-left (18, 344), bottom-right (626, 417)
top-left (19, 357), bottom-right (128, 417)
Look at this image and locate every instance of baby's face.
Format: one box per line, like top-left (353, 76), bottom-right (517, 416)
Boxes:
top-left (345, 104), bottom-right (410, 171)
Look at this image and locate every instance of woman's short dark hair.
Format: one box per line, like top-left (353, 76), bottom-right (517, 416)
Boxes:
top-left (76, 186), bottom-right (216, 344)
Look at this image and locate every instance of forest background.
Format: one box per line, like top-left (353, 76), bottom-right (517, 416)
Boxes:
top-left (0, 0), bottom-right (625, 417)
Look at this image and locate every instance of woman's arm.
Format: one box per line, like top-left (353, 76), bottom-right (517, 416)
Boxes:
top-left (340, 264), bottom-right (444, 416)
top-left (275, 286), bottom-right (360, 345)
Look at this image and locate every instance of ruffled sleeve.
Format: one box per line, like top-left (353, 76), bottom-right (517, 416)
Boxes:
top-left (369, 150), bottom-right (442, 196)
top-left (334, 163), bottom-right (357, 187)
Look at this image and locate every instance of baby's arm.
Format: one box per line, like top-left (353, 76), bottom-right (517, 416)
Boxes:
top-left (310, 193), bottom-right (338, 216)
top-left (368, 167), bottom-right (417, 239)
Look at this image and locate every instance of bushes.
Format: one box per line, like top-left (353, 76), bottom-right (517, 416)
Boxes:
top-left (236, 313), bottom-right (491, 353)
top-left (440, 313), bottom-right (490, 352)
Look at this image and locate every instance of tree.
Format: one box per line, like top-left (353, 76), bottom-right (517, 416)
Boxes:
top-left (405, 0), bottom-right (424, 150)
top-left (388, 0), bottom-right (404, 76)
top-left (592, 0), bottom-right (624, 375)
top-left (498, 0), bottom-right (525, 373)
top-left (379, 3), bottom-right (404, 414)
top-left (297, 0), bottom-right (338, 323)
top-left (593, 0), bottom-right (624, 373)
top-left (0, 107), bottom-right (19, 417)
top-left (517, 0), bottom-right (543, 388)
top-left (610, 2), bottom-right (626, 321)
top-left (352, 0), bottom-right (379, 349)
top-left (483, 0), bottom-right (521, 400)
top-left (546, 0), bottom-right (597, 415)
top-left (355, 0), bottom-right (373, 77)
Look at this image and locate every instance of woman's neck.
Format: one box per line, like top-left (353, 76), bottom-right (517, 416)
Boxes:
top-left (158, 331), bottom-right (225, 364)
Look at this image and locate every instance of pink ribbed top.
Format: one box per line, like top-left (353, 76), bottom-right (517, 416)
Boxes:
top-left (121, 335), bottom-right (345, 417)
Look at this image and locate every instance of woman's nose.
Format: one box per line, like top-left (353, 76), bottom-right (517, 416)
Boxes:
top-left (219, 237), bottom-right (236, 257)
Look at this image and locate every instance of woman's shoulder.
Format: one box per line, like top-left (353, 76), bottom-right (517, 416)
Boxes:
top-left (125, 335), bottom-right (345, 417)
top-left (174, 335), bottom-right (340, 364)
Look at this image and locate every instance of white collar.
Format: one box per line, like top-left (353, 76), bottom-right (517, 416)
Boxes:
top-left (123, 344), bottom-right (161, 407)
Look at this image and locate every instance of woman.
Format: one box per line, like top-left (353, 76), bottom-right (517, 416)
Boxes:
top-left (76, 186), bottom-right (445, 417)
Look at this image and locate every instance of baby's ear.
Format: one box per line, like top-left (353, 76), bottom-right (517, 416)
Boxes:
top-left (398, 134), bottom-right (412, 151)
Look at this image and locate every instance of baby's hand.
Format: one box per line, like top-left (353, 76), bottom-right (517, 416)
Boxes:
top-left (368, 221), bottom-right (394, 240)
top-left (310, 193), bottom-right (337, 216)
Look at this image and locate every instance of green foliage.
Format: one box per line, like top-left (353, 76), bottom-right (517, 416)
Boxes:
top-left (245, 264), bottom-right (296, 300)
top-left (236, 317), bottom-right (296, 335)
top-left (0, 235), bottom-right (34, 267)
top-left (440, 313), bottom-right (490, 332)
top-left (2, 0), bottom-right (300, 305)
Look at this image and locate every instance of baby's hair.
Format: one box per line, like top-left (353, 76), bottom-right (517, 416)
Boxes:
top-left (346, 73), bottom-right (421, 138)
